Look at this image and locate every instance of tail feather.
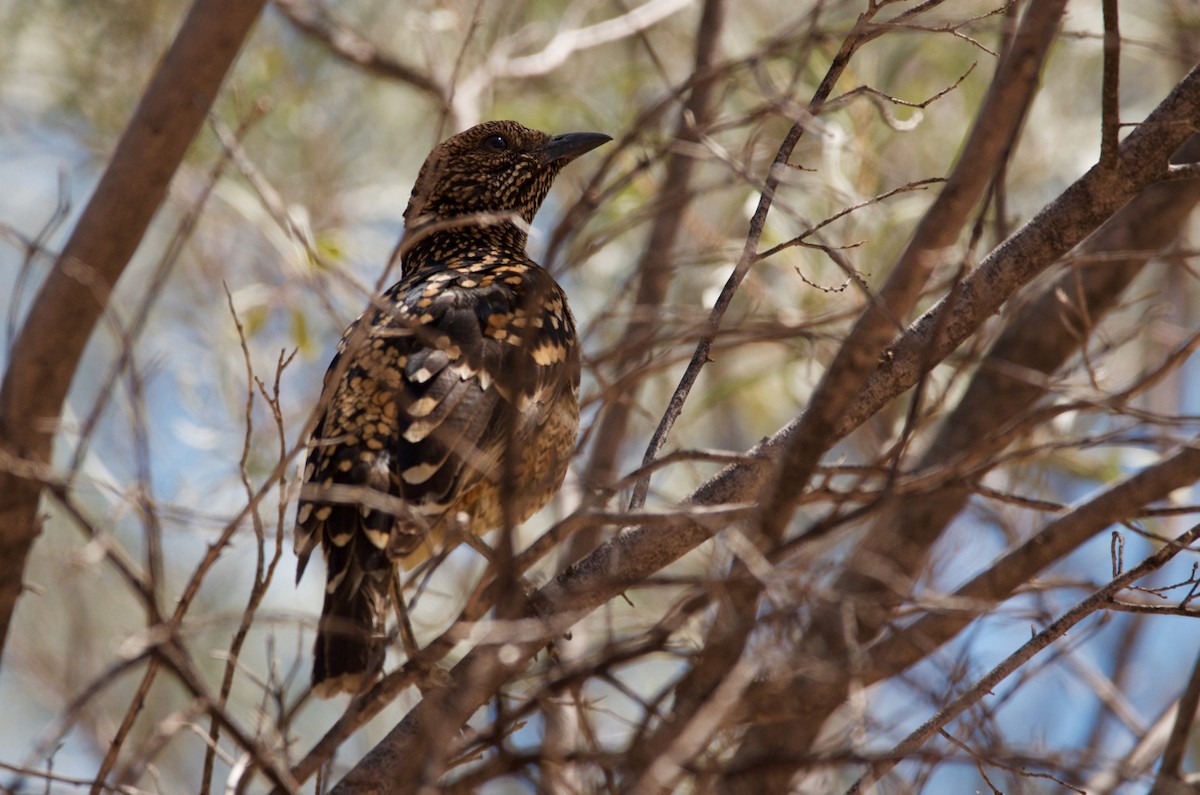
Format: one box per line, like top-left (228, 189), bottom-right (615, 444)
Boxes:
top-left (312, 538), bottom-right (390, 698)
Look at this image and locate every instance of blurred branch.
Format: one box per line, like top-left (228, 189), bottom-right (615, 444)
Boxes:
top-left (0, 760), bottom-right (138, 794)
top-left (209, 110), bottom-right (323, 268)
top-left (112, 700), bottom-right (209, 789)
top-left (3, 179), bottom-right (70, 351)
top-left (152, 640), bottom-right (299, 794)
top-left (0, 0), bottom-right (268, 664)
top-left (276, 0), bottom-right (699, 128)
top-left (271, 0), bottom-right (449, 106)
top-left (14, 650), bottom-right (152, 791)
top-left (852, 520), bottom-right (1200, 794)
top-left (1100, 0), bottom-right (1120, 169)
top-left (627, 650), bottom-right (759, 795)
top-left (1150, 647), bottom-right (1200, 794)
top-left (454, 0), bottom-right (696, 122)
top-left (728, 129), bottom-right (1200, 787)
top-left (754, 0), bottom-right (1067, 547)
top-left (582, 0), bottom-right (726, 507)
top-left (482, 0), bottom-right (695, 80)
top-left (1089, 702), bottom-right (1180, 792)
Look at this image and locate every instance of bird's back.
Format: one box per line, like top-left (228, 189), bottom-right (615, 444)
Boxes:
top-left (297, 251), bottom-right (580, 571)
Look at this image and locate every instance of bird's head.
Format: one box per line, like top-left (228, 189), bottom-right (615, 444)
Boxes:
top-left (403, 120), bottom-right (611, 235)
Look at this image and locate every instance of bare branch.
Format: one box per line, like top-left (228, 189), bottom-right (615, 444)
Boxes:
top-left (851, 520), bottom-right (1200, 793)
top-left (272, 0), bottom-right (448, 104)
top-left (755, 0), bottom-right (1068, 547)
top-left (629, 1), bottom-right (882, 517)
top-left (487, 0), bottom-right (695, 80)
top-left (1151, 647), bottom-right (1200, 792)
top-left (1100, 0), bottom-right (1121, 169)
top-left (0, 0), bottom-right (269, 664)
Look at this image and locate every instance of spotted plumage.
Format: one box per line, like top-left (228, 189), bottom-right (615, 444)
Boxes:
top-left (295, 120), bottom-right (610, 697)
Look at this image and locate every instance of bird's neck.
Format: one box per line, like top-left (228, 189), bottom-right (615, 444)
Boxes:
top-left (400, 221), bottom-right (530, 273)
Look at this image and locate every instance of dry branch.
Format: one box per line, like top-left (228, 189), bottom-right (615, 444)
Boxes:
top-left (0, 0), bottom-right (268, 663)
top-left (305, 50), bottom-right (1200, 795)
top-left (726, 129), bottom-right (1200, 790)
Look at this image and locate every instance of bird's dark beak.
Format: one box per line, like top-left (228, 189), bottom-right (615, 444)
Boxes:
top-left (538, 131), bottom-right (612, 164)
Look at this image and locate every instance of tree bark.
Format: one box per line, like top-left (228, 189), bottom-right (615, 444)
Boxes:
top-left (0, 0), bottom-right (267, 663)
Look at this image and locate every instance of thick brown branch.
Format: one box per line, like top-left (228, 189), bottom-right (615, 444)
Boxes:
top-left (755, 0), bottom-right (1068, 546)
top-left (726, 131), bottom-right (1200, 787)
top-left (0, 0), bottom-right (267, 664)
top-left (1100, 0), bottom-right (1121, 169)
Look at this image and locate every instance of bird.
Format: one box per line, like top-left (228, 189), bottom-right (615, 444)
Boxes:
top-left (294, 120), bottom-right (610, 697)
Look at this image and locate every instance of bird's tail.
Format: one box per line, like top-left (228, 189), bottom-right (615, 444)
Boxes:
top-left (312, 560), bottom-right (390, 698)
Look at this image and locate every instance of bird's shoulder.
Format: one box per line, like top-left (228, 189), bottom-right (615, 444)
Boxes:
top-left (383, 254), bottom-right (566, 325)
top-left (331, 254), bottom-right (578, 397)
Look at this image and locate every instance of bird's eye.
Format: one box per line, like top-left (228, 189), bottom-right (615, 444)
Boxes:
top-left (482, 134), bottom-right (509, 151)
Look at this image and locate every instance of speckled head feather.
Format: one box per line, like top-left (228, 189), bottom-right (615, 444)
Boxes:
top-left (403, 120), bottom-right (611, 231)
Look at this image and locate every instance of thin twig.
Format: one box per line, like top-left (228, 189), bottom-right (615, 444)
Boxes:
top-left (849, 521), bottom-right (1200, 794)
top-left (630, 2), bottom-right (883, 512)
